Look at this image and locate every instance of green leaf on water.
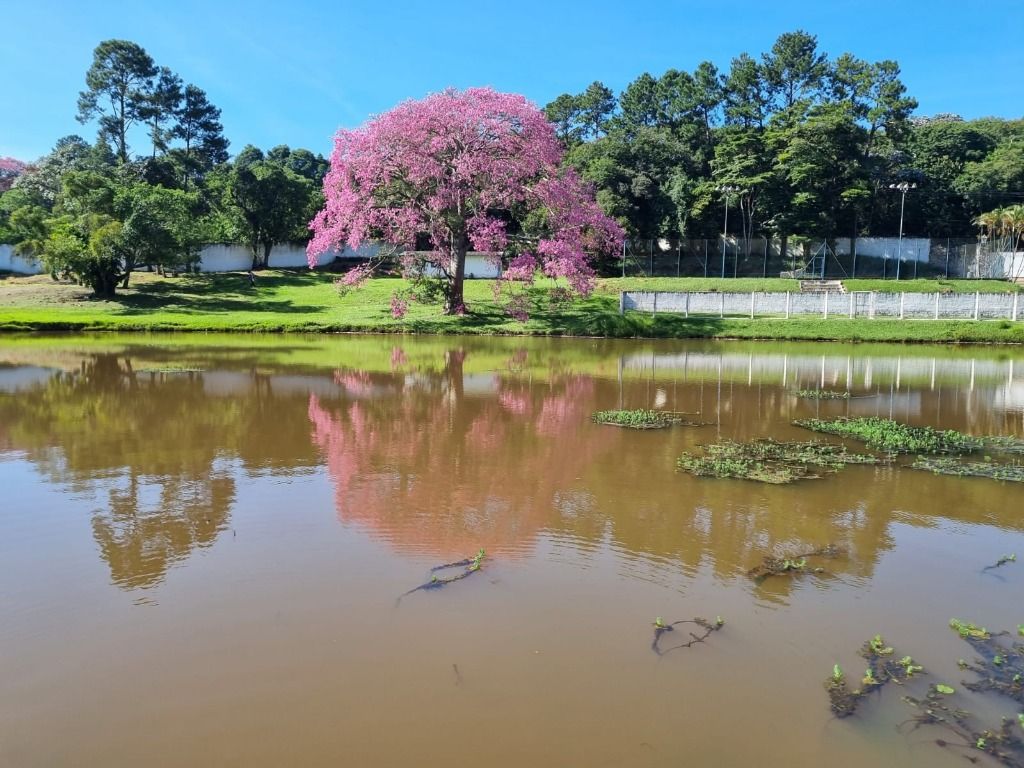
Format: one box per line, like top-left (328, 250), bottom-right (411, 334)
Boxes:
top-left (935, 684), bottom-right (955, 695)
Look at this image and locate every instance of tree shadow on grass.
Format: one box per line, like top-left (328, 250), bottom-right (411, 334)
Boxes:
top-left (92, 272), bottom-right (329, 315)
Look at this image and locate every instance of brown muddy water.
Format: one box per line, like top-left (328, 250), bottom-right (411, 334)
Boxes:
top-left (1, 334), bottom-right (1022, 767)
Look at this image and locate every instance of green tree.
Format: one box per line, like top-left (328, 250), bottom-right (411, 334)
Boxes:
top-left (76, 40), bottom-right (157, 163)
top-left (761, 30), bottom-right (828, 115)
top-left (544, 93), bottom-right (584, 145)
top-left (576, 81), bottom-right (616, 139)
top-left (170, 84), bottom-right (229, 186)
top-left (224, 146), bottom-right (315, 269)
top-left (138, 66), bottom-right (183, 158)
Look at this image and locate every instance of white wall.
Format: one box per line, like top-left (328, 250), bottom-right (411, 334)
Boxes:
top-left (0, 241), bottom-right (384, 275)
top-left (834, 237), bottom-right (930, 262)
top-left (423, 253), bottom-right (501, 279)
top-left (0, 244), bottom-right (44, 275)
top-left (1002, 252), bottom-right (1024, 282)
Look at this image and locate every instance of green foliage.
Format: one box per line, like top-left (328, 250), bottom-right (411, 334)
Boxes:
top-left (912, 457), bottom-right (1024, 483)
top-left (950, 618), bottom-right (991, 640)
top-left (794, 417), bottom-right (984, 454)
top-left (678, 438), bottom-right (878, 483)
top-left (591, 409), bottom-right (686, 429)
top-left (795, 389), bottom-right (849, 399)
top-left (223, 146), bottom-right (316, 268)
top-left (76, 40), bottom-right (157, 162)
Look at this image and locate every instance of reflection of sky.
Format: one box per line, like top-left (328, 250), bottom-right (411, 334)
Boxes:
top-left (0, 365), bottom-right (58, 392)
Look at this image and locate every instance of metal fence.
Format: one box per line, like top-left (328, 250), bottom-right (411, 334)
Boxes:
top-left (621, 290), bottom-right (1023, 321)
top-left (618, 237), bottom-right (1020, 281)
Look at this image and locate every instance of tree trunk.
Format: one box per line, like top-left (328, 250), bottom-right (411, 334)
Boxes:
top-left (444, 237), bottom-right (467, 314)
top-left (91, 270), bottom-right (118, 298)
top-left (249, 239), bottom-right (262, 271)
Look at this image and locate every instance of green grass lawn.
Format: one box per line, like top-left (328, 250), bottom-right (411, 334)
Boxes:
top-left (0, 270), bottom-right (1021, 343)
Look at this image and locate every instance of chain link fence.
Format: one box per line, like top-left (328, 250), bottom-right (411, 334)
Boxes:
top-left (618, 237), bottom-right (1022, 281)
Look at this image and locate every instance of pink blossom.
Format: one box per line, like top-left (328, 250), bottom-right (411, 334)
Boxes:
top-left (0, 157), bottom-right (27, 193)
top-left (390, 294), bottom-right (409, 319)
top-left (307, 88), bottom-right (623, 316)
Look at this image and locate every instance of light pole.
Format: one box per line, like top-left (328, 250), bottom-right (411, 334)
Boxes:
top-left (717, 185), bottom-right (739, 279)
top-left (889, 182), bottom-right (917, 281)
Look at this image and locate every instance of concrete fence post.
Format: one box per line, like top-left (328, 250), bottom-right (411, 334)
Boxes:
top-left (974, 292), bottom-right (980, 321)
top-left (870, 292), bottom-right (876, 319)
top-left (1013, 292), bottom-right (1019, 322)
top-left (934, 292), bottom-right (939, 320)
top-left (823, 291), bottom-right (829, 319)
top-left (750, 292), bottom-right (755, 319)
top-left (785, 291), bottom-right (791, 319)
top-left (619, 292), bottom-right (625, 315)
top-left (720, 293), bottom-right (725, 318)
top-left (684, 292), bottom-right (690, 318)
top-left (899, 292), bottom-right (905, 320)
top-left (652, 291), bottom-right (658, 315)
top-left (849, 293), bottom-right (854, 318)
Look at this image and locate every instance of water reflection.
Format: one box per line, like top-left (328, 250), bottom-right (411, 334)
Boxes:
top-left (0, 336), bottom-right (1021, 594)
top-left (309, 345), bottom-right (612, 558)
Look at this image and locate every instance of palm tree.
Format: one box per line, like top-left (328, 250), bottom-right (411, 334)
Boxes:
top-left (1001, 204), bottom-right (1024, 282)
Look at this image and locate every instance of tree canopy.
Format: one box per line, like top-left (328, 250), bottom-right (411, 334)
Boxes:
top-left (307, 87), bottom-right (622, 315)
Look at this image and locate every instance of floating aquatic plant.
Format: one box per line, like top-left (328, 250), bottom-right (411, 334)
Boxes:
top-left (913, 457), bottom-right (1024, 483)
top-left (901, 685), bottom-right (1024, 767)
top-left (794, 417), bottom-right (985, 454)
top-left (794, 389), bottom-right (850, 400)
top-left (677, 440), bottom-right (878, 484)
top-left (825, 634), bottom-right (922, 718)
top-left (951, 618), bottom-right (992, 641)
top-left (951, 622), bottom-right (1024, 705)
top-left (651, 616), bottom-right (724, 656)
top-left (592, 409), bottom-right (690, 429)
top-left (748, 545), bottom-right (845, 583)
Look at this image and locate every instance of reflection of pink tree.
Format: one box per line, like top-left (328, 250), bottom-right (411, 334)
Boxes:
top-left (308, 367), bottom-right (609, 558)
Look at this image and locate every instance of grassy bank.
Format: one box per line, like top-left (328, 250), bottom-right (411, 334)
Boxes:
top-left (0, 271), bottom-right (1022, 343)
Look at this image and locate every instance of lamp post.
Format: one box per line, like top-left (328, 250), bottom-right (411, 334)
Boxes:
top-left (717, 185), bottom-right (739, 279)
top-left (888, 182), bottom-right (917, 281)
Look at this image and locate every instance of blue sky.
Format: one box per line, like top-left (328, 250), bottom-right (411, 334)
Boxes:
top-left (2, 0), bottom-right (1022, 161)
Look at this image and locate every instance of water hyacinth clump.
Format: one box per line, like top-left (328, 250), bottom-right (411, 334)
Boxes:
top-left (901, 685), bottom-right (1024, 767)
top-left (794, 417), bottom-right (985, 454)
top-left (912, 457), bottom-right (1024, 483)
top-left (677, 439), bottom-right (879, 484)
top-left (825, 634), bottom-right (922, 718)
top-left (795, 389), bottom-right (851, 400)
top-left (592, 409), bottom-right (688, 429)
top-left (748, 544), bottom-right (845, 582)
top-left (951, 620), bottom-right (1024, 704)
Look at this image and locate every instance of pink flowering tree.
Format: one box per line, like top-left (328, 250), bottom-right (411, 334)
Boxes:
top-left (0, 157), bottom-right (27, 193)
top-left (307, 88), bottom-right (623, 316)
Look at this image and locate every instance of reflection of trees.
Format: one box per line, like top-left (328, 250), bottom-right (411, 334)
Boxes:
top-left (0, 352), bottom-right (318, 590)
top-left (94, 474), bottom-right (235, 589)
top-left (309, 347), bottom-right (610, 558)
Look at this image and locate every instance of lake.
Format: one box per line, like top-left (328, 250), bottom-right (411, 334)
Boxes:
top-left (1, 333), bottom-right (1022, 767)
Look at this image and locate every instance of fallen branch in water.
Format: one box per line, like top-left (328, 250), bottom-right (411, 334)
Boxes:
top-left (651, 616), bottom-right (724, 656)
top-left (983, 554), bottom-right (1017, 571)
top-left (397, 549), bottom-right (486, 603)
